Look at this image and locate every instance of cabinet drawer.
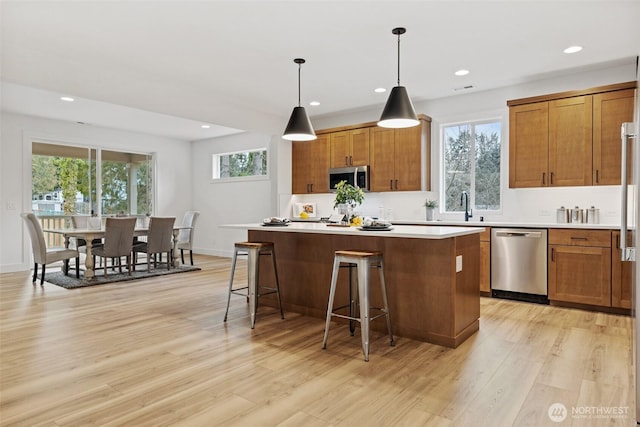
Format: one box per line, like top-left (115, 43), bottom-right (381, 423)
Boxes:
top-left (548, 229), bottom-right (611, 247)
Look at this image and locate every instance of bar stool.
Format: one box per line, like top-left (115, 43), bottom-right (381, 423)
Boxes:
top-left (322, 249), bottom-right (395, 361)
top-left (223, 242), bottom-right (284, 329)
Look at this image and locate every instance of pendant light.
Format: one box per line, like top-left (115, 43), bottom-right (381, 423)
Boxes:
top-left (283, 58), bottom-right (317, 141)
top-left (378, 27), bottom-right (419, 128)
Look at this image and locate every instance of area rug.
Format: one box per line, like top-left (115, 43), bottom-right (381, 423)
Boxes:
top-left (41, 265), bottom-right (201, 289)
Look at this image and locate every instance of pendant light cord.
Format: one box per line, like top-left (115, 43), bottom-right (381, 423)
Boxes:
top-left (396, 31), bottom-right (401, 86)
top-left (297, 62), bottom-right (302, 107)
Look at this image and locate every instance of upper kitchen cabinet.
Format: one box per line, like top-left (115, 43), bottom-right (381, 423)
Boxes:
top-left (292, 134), bottom-right (330, 194)
top-left (329, 128), bottom-right (370, 168)
top-left (370, 115), bottom-right (431, 192)
top-left (508, 82), bottom-right (636, 188)
top-left (508, 102), bottom-right (549, 188)
top-left (548, 95), bottom-right (593, 187)
top-left (593, 88), bottom-right (635, 185)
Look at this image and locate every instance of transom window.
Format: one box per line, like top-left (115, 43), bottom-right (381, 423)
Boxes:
top-left (212, 148), bottom-right (268, 180)
top-left (441, 120), bottom-right (501, 212)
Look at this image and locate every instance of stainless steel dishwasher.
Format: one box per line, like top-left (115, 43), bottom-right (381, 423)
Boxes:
top-left (491, 228), bottom-right (548, 304)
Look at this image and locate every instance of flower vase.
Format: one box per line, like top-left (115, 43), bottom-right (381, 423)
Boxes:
top-left (426, 208), bottom-right (434, 221)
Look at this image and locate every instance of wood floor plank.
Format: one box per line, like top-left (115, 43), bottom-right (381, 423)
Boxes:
top-left (0, 255), bottom-right (634, 426)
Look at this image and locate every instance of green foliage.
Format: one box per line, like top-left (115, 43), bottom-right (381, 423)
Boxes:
top-left (219, 150), bottom-right (267, 178)
top-left (333, 180), bottom-right (365, 208)
top-left (32, 148), bottom-right (153, 216)
top-left (424, 199), bottom-right (438, 208)
top-left (53, 157), bottom-right (81, 214)
top-left (32, 155), bottom-right (59, 196)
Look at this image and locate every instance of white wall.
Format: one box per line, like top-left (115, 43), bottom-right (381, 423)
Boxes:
top-left (190, 131), bottom-right (284, 257)
top-left (0, 112), bottom-right (192, 272)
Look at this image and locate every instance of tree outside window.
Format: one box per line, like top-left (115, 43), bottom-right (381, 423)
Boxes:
top-left (213, 149), bottom-right (267, 179)
top-left (31, 143), bottom-right (153, 217)
top-left (442, 120), bottom-right (501, 212)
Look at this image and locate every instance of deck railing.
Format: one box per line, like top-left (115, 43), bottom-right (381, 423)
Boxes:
top-left (37, 215), bottom-right (72, 247)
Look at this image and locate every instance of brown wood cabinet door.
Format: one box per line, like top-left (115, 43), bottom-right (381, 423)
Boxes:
top-left (349, 128), bottom-right (370, 167)
top-left (292, 134), bottom-right (330, 194)
top-left (509, 102), bottom-right (549, 188)
top-left (330, 131), bottom-right (350, 168)
top-left (548, 244), bottom-right (611, 307)
top-left (394, 125), bottom-right (422, 191)
top-left (292, 140), bottom-right (312, 194)
top-left (548, 96), bottom-right (593, 186)
top-left (369, 126), bottom-right (396, 191)
top-left (309, 134), bottom-right (330, 193)
top-left (479, 240), bottom-right (491, 294)
top-left (611, 231), bottom-right (633, 309)
top-left (593, 89), bottom-right (635, 185)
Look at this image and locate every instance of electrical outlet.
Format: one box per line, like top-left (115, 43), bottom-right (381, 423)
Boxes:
top-left (456, 255), bottom-right (463, 272)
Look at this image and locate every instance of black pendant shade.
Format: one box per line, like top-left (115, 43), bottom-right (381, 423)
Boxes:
top-left (283, 58), bottom-right (317, 141)
top-left (283, 106), bottom-right (316, 141)
top-left (378, 27), bottom-right (419, 129)
top-left (378, 86), bottom-right (419, 128)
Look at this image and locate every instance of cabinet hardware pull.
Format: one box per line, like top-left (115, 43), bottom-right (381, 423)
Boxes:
top-left (550, 172), bottom-right (554, 185)
top-left (349, 156), bottom-right (352, 166)
top-left (595, 169), bottom-right (599, 183)
top-left (551, 247), bottom-right (555, 261)
top-left (542, 172), bottom-right (546, 185)
top-left (395, 180), bottom-right (398, 190)
top-left (345, 156), bottom-right (348, 166)
top-left (390, 180), bottom-right (393, 190)
top-left (616, 234), bottom-right (620, 249)
top-left (570, 236), bottom-right (588, 240)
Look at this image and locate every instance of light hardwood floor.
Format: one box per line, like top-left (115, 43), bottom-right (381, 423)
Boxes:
top-left (0, 255), bottom-right (634, 426)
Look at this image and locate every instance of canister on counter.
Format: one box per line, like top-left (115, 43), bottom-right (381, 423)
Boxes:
top-left (570, 206), bottom-right (585, 223)
top-left (587, 206), bottom-right (599, 224)
top-left (556, 206), bottom-right (569, 223)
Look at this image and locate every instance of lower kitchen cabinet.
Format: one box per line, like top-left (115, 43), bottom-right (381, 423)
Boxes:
top-left (548, 229), bottom-right (611, 307)
top-left (612, 230), bottom-right (633, 309)
top-left (479, 228), bottom-right (491, 294)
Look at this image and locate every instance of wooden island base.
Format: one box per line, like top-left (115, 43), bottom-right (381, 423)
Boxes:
top-left (249, 229), bottom-right (480, 348)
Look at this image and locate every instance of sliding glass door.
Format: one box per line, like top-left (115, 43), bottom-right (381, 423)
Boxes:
top-left (31, 142), bottom-right (154, 222)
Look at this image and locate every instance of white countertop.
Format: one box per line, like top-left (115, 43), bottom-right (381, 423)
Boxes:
top-left (392, 219), bottom-right (622, 230)
top-left (222, 222), bottom-right (485, 239)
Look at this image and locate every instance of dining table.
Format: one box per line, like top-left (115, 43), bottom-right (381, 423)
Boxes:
top-left (44, 225), bottom-right (191, 280)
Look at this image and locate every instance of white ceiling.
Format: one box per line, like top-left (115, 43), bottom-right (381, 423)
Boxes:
top-left (2, 1), bottom-right (639, 141)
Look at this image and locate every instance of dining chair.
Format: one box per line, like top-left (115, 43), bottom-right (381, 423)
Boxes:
top-left (92, 217), bottom-right (136, 277)
top-left (176, 211), bottom-right (199, 265)
top-left (71, 215), bottom-right (103, 247)
top-left (21, 212), bottom-right (79, 285)
top-left (132, 216), bottom-right (176, 272)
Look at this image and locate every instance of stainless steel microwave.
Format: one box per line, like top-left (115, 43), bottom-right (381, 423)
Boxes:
top-left (329, 166), bottom-right (370, 192)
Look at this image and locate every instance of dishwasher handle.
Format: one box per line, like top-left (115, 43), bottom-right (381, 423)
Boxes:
top-left (495, 231), bottom-right (543, 238)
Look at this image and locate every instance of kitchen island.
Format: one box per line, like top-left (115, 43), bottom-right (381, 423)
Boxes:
top-left (226, 222), bottom-right (484, 348)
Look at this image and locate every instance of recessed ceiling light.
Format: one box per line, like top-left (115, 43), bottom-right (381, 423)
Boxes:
top-left (309, 101), bottom-right (320, 106)
top-left (563, 46), bottom-right (583, 54)
top-left (374, 87), bottom-right (386, 93)
top-left (60, 96), bottom-right (74, 102)
top-left (201, 124), bottom-right (211, 129)
top-left (454, 69), bottom-right (470, 76)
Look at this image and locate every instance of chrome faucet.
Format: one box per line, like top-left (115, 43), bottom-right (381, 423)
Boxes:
top-left (460, 191), bottom-right (473, 222)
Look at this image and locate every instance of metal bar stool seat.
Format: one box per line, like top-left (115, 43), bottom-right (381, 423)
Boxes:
top-left (322, 249), bottom-right (395, 361)
top-left (223, 241), bottom-right (284, 329)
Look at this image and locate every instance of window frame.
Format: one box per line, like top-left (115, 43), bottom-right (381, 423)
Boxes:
top-left (439, 117), bottom-right (503, 215)
top-left (211, 147), bottom-right (269, 183)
